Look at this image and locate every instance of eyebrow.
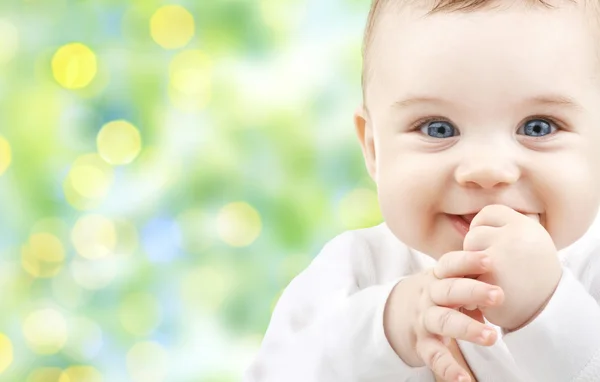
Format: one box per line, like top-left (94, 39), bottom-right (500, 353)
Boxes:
top-left (392, 94), bottom-right (583, 110)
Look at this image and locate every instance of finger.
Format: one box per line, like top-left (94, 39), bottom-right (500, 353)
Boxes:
top-left (429, 278), bottom-right (504, 308)
top-left (469, 204), bottom-right (518, 229)
top-left (434, 251), bottom-right (492, 279)
top-left (423, 306), bottom-right (498, 347)
top-left (463, 225), bottom-right (496, 252)
top-left (430, 278), bottom-right (503, 310)
top-left (417, 336), bottom-right (471, 382)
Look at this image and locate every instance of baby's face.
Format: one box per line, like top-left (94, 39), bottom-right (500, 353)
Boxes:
top-left (357, 2), bottom-right (600, 258)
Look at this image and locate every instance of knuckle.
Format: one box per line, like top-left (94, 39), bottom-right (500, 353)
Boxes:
top-left (429, 349), bottom-right (452, 380)
top-left (469, 281), bottom-right (478, 299)
top-left (438, 309), bottom-right (454, 333)
top-left (445, 279), bottom-right (458, 300)
top-left (427, 348), bottom-right (443, 369)
top-left (463, 317), bottom-right (475, 338)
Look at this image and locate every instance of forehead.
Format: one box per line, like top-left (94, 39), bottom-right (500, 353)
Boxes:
top-left (365, 2), bottom-right (600, 113)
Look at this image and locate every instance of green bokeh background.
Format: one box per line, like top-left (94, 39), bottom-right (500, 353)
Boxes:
top-left (0, 0), bottom-right (383, 380)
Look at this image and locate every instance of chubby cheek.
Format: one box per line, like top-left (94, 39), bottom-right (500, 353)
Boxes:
top-left (375, 154), bottom-right (449, 255)
top-left (537, 155), bottom-right (600, 249)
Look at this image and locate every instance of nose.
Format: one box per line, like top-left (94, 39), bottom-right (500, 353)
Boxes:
top-left (454, 150), bottom-right (520, 189)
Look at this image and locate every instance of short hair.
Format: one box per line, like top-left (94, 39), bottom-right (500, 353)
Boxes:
top-left (361, 0), bottom-right (594, 109)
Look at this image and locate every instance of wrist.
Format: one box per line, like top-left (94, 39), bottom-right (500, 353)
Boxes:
top-left (384, 278), bottom-right (422, 366)
top-left (503, 272), bottom-right (562, 333)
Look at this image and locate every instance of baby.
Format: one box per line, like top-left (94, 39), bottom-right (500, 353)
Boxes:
top-left (245, 0), bottom-right (600, 381)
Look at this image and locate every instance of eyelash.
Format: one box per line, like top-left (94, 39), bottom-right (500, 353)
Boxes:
top-left (409, 115), bottom-right (564, 136)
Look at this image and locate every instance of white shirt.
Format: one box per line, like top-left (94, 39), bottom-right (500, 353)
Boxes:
top-left (245, 215), bottom-right (600, 381)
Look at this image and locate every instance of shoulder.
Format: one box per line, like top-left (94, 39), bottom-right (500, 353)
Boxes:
top-left (312, 223), bottom-right (415, 287)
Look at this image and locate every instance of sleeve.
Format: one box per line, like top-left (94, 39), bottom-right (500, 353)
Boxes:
top-left (243, 231), bottom-right (434, 382)
top-left (502, 267), bottom-right (600, 381)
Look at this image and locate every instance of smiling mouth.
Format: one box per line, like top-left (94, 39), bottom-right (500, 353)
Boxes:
top-left (460, 214), bottom-right (477, 225)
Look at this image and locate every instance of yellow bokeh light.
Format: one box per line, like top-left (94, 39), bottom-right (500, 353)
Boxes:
top-left (150, 5), bottom-right (195, 49)
top-left (338, 188), bottom-right (383, 229)
top-left (127, 341), bottom-right (168, 382)
top-left (23, 308), bottom-right (68, 355)
top-left (169, 50), bottom-right (211, 95)
top-left (217, 202), bottom-right (262, 247)
top-left (58, 366), bottom-right (103, 382)
top-left (52, 43), bottom-right (97, 89)
top-left (119, 293), bottom-right (162, 336)
top-left (0, 333), bottom-right (13, 374)
top-left (26, 367), bottom-right (63, 382)
top-left (97, 120), bottom-right (142, 165)
top-left (21, 233), bottom-right (66, 278)
top-left (0, 19), bottom-right (19, 65)
top-left (0, 135), bottom-right (12, 176)
top-left (70, 165), bottom-right (110, 199)
top-left (63, 154), bottom-right (114, 210)
top-left (168, 49), bottom-right (212, 111)
top-left (71, 214), bottom-right (117, 259)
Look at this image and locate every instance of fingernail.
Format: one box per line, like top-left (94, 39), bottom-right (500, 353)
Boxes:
top-left (457, 374), bottom-right (469, 382)
top-left (479, 328), bottom-right (494, 344)
top-left (488, 290), bottom-right (499, 303)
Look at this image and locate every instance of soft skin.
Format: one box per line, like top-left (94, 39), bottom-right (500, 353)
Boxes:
top-left (355, 1), bottom-right (600, 259)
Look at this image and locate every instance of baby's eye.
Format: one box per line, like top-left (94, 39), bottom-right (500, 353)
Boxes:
top-left (419, 121), bottom-right (458, 138)
top-left (517, 119), bottom-right (557, 137)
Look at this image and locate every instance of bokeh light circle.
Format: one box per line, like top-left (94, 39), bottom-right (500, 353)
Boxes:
top-left (58, 366), bottom-right (103, 382)
top-left (70, 257), bottom-right (118, 291)
top-left (97, 120), bottom-right (142, 165)
top-left (26, 367), bottom-right (63, 382)
top-left (71, 214), bottom-right (117, 259)
top-left (63, 154), bottom-right (114, 210)
top-left (21, 233), bottom-right (66, 278)
top-left (0, 135), bottom-right (12, 176)
top-left (51, 43), bottom-right (97, 89)
top-left (217, 202), bottom-right (262, 247)
top-left (150, 5), bottom-right (195, 49)
top-left (168, 49), bottom-right (212, 111)
top-left (23, 308), bottom-right (68, 355)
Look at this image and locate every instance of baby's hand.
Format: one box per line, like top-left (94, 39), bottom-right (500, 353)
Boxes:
top-left (465, 205), bottom-right (562, 331)
top-left (384, 250), bottom-right (504, 382)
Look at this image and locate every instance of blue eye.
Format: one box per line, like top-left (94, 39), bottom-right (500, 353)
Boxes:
top-left (519, 119), bottom-right (556, 137)
top-left (420, 121), bottom-right (457, 138)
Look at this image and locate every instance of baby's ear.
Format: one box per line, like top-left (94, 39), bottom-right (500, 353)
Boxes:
top-left (354, 105), bottom-right (377, 181)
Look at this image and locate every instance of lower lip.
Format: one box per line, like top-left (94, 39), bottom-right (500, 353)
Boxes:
top-left (448, 214), bottom-right (470, 236)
